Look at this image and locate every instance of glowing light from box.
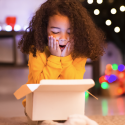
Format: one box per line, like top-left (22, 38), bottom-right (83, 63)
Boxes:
top-left (118, 64), bottom-right (124, 72)
top-left (120, 5), bottom-right (125, 12)
top-left (117, 87), bottom-right (124, 95)
top-left (87, 0), bottom-right (93, 4)
top-left (0, 26), bottom-right (2, 31)
top-left (101, 82), bottom-right (109, 89)
top-left (102, 99), bottom-right (108, 116)
top-left (112, 64), bottom-right (118, 70)
top-left (14, 24), bottom-right (21, 31)
top-left (5, 25), bottom-right (12, 31)
top-left (94, 9), bottom-right (100, 15)
top-left (111, 8), bottom-right (117, 14)
top-left (114, 26), bottom-right (120, 33)
top-left (106, 64), bottom-right (112, 70)
top-left (97, 0), bottom-right (103, 4)
top-left (108, 74), bottom-right (117, 83)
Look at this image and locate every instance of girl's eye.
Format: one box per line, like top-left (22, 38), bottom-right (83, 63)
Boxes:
top-left (52, 31), bottom-right (59, 34)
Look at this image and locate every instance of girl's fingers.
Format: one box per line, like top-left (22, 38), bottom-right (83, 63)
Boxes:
top-left (50, 36), bottom-right (53, 48)
top-left (53, 37), bottom-right (56, 50)
top-left (56, 41), bottom-right (59, 50)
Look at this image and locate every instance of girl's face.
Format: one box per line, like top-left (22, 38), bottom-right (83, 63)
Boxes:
top-left (47, 14), bottom-right (71, 51)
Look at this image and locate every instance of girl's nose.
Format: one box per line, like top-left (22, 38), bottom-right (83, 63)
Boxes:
top-left (60, 33), bottom-right (68, 41)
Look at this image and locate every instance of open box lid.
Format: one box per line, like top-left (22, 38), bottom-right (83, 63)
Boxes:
top-left (14, 79), bottom-right (95, 100)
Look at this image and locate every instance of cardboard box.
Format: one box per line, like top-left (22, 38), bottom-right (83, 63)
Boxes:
top-left (14, 79), bottom-right (95, 121)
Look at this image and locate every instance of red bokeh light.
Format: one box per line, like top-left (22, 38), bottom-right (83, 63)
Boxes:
top-left (99, 76), bottom-right (107, 84)
top-left (117, 87), bottom-right (124, 95)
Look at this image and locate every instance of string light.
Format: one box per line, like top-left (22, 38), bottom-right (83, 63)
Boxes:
top-left (87, 0), bottom-right (93, 4)
top-left (97, 0), bottom-right (103, 4)
top-left (114, 26), bottom-right (120, 33)
top-left (105, 19), bottom-right (112, 26)
top-left (0, 26), bottom-right (2, 31)
top-left (94, 9), bottom-right (100, 15)
top-left (5, 25), bottom-right (12, 32)
top-left (14, 24), bottom-right (21, 31)
top-left (120, 5), bottom-right (125, 12)
top-left (111, 8), bottom-right (117, 14)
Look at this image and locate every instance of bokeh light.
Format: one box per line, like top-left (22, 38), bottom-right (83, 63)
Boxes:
top-left (105, 19), bottom-right (112, 26)
top-left (0, 26), bottom-right (2, 31)
top-left (14, 24), bottom-right (21, 31)
top-left (106, 64), bottom-right (112, 70)
top-left (87, 0), bottom-right (93, 4)
top-left (5, 25), bottom-right (12, 31)
top-left (117, 87), bottom-right (124, 95)
top-left (99, 76), bottom-right (107, 83)
top-left (85, 91), bottom-right (89, 101)
top-left (94, 9), bottom-right (100, 15)
top-left (118, 64), bottom-right (124, 72)
top-left (105, 75), bottom-right (110, 81)
top-left (108, 0), bottom-right (114, 4)
top-left (101, 82), bottom-right (109, 89)
top-left (120, 5), bottom-right (125, 12)
top-left (118, 72), bottom-right (124, 79)
top-left (111, 8), bottom-right (117, 14)
top-left (112, 64), bottom-right (118, 70)
top-left (114, 26), bottom-right (120, 33)
top-left (108, 74), bottom-right (117, 83)
top-left (97, 0), bottom-right (103, 4)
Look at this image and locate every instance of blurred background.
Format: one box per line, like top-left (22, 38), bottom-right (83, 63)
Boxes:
top-left (0, 0), bottom-right (125, 118)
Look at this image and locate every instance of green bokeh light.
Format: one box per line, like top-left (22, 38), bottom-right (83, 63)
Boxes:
top-left (85, 91), bottom-right (89, 102)
top-left (101, 82), bottom-right (109, 89)
top-left (112, 64), bottom-right (118, 70)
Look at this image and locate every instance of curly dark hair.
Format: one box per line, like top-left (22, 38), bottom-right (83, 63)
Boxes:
top-left (18, 0), bottom-right (106, 60)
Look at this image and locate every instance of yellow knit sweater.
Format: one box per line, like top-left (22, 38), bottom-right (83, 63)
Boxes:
top-left (22, 46), bottom-right (87, 107)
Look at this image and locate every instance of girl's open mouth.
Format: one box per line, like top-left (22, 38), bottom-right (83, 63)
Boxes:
top-left (59, 45), bottom-right (66, 51)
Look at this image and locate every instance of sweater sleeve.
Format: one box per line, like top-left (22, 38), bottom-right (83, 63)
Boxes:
top-left (60, 55), bottom-right (87, 79)
top-left (29, 51), bottom-right (62, 83)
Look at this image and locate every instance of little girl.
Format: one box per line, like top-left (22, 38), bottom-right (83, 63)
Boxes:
top-left (18, 0), bottom-right (105, 124)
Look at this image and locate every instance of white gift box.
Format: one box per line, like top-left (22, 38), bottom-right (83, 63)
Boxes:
top-left (14, 79), bottom-right (95, 121)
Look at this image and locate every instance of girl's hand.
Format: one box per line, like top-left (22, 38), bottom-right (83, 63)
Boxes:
top-left (48, 36), bottom-right (61, 57)
top-left (61, 42), bottom-right (73, 57)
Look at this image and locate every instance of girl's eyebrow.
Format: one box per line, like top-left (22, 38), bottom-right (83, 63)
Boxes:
top-left (51, 27), bottom-right (70, 29)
